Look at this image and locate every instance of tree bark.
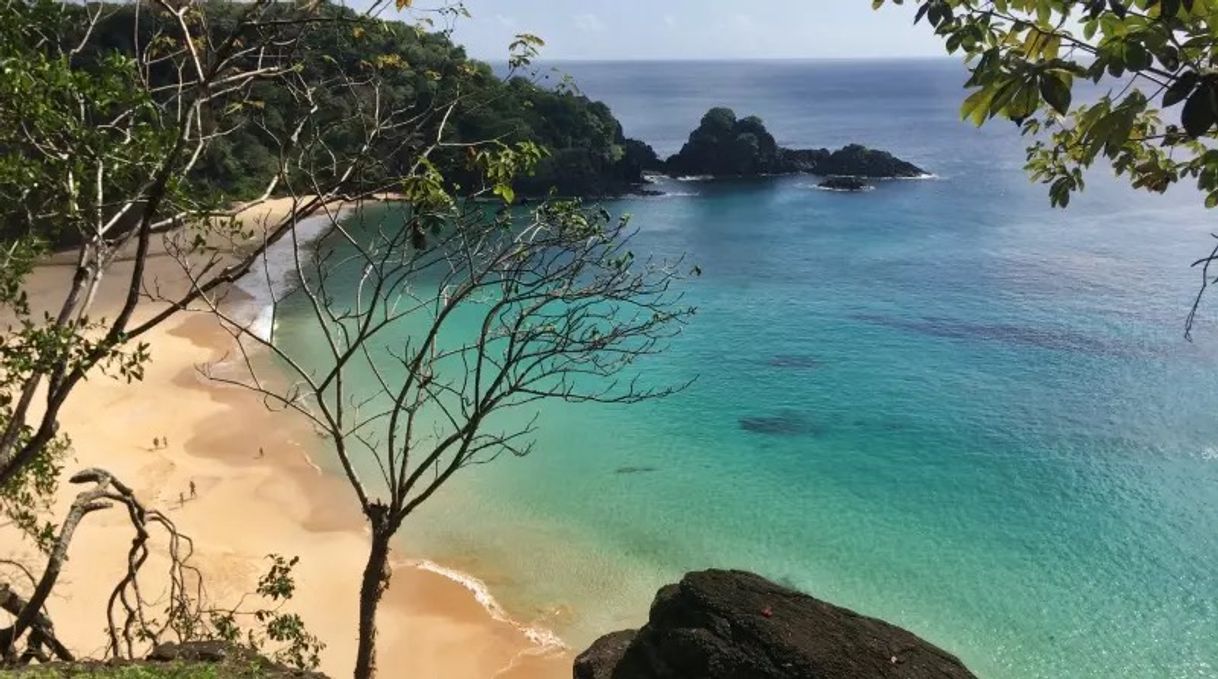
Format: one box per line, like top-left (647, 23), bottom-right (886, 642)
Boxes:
top-left (353, 526), bottom-right (392, 679)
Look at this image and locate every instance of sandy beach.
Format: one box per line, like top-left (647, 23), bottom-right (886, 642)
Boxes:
top-left (2, 198), bottom-right (571, 678)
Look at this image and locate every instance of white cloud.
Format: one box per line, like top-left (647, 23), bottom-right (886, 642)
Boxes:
top-left (663, 14), bottom-right (676, 27)
top-left (495, 13), bottom-right (517, 28)
top-left (573, 13), bottom-right (606, 33)
top-left (730, 13), bottom-right (759, 33)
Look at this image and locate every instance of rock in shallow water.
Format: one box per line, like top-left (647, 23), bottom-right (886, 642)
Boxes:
top-left (765, 355), bottom-right (822, 369)
top-left (739, 411), bottom-right (821, 436)
top-left (574, 569), bottom-right (976, 679)
top-left (818, 176), bottom-right (871, 192)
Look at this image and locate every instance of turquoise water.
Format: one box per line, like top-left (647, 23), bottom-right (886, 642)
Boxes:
top-left (276, 61), bottom-right (1218, 677)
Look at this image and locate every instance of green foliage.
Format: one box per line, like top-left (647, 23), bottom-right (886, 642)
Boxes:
top-left (0, 0), bottom-right (180, 246)
top-left (49, 2), bottom-right (650, 212)
top-left (666, 108), bottom-right (781, 176)
top-left (446, 76), bottom-right (654, 196)
top-left (470, 141), bottom-right (548, 204)
top-left (202, 556), bottom-right (325, 672)
top-left (0, 655), bottom-right (306, 678)
top-left (874, 0), bottom-right (1218, 211)
top-left (0, 419), bottom-right (67, 552)
top-left (0, 664), bottom-right (228, 678)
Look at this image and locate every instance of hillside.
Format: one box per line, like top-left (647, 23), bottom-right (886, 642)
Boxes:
top-left (55, 2), bottom-right (657, 209)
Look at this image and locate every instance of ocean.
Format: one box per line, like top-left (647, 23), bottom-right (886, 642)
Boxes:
top-left (272, 60), bottom-right (1218, 677)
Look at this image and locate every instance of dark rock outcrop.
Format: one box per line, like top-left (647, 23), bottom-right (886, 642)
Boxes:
top-left (574, 570), bottom-right (976, 679)
top-left (663, 108), bottom-right (927, 179)
top-left (818, 176), bottom-right (870, 192)
top-left (811, 145), bottom-right (925, 178)
top-left (575, 629), bottom-right (638, 679)
top-left (3, 642), bottom-right (329, 677)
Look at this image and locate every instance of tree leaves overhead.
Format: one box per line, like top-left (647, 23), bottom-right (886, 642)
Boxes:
top-left (1182, 84), bottom-right (1217, 138)
top-left (874, 0), bottom-right (1218, 212)
top-left (1038, 73), bottom-right (1072, 115)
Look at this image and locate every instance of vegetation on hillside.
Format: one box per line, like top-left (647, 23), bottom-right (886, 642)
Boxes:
top-left (172, 3), bottom-right (655, 198)
top-left (0, 1), bottom-right (656, 250)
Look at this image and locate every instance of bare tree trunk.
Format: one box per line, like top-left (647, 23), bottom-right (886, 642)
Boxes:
top-left (353, 525), bottom-right (392, 679)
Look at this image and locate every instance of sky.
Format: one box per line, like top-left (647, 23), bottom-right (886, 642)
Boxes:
top-left (402, 2), bottom-right (947, 61)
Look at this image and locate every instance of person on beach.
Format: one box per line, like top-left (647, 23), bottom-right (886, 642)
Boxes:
top-left (189, 480), bottom-right (196, 498)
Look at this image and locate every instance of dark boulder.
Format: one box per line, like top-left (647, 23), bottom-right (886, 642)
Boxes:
top-left (777, 148), bottom-right (832, 173)
top-left (814, 144), bottom-right (925, 178)
top-left (818, 176), bottom-right (870, 192)
top-left (574, 569), bottom-right (976, 679)
top-left (575, 629), bottom-right (638, 679)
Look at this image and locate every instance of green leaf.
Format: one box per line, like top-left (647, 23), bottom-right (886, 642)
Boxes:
top-left (960, 88), bottom-right (995, 126)
top-left (493, 183), bottom-right (516, 205)
top-left (1182, 85), bottom-right (1216, 137)
top-left (1039, 74), bottom-right (1072, 115)
top-left (1163, 73), bottom-right (1198, 107)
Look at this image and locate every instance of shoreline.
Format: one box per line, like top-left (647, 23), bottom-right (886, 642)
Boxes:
top-left (3, 197), bottom-right (571, 678)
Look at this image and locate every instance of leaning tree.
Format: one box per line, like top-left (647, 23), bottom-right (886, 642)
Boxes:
top-left (180, 176), bottom-right (694, 678)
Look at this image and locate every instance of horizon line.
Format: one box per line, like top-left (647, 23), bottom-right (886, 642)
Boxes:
top-left (469, 55), bottom-right (959, 64)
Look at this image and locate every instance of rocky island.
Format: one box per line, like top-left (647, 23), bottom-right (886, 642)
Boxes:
top-left (651, 107), bottom-right (927, 181)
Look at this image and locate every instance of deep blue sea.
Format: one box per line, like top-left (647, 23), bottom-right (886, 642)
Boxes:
top-left (281, 60), bottom-right (1218, 677)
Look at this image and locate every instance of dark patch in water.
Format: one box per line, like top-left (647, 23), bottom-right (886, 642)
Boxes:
top-left (739, 410), bottom-right (822, 436)
top-left (851, 313), bottom-right (1115, 355)
top-left (615, 465), bottom-right (659, 475)
top-left (765, 354), bottom-right (822, 369)
top-left (849, 417), bottom-right (906, 432)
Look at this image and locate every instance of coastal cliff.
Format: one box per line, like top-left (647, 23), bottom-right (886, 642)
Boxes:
top-left (575, 570), bottom-right (975, 679)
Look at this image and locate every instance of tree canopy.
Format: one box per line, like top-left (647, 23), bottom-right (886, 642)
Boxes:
top-left (0, 1), bottom-right (656, 250)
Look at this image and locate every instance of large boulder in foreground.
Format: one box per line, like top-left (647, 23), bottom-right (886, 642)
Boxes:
top-left (574, 570), bottom-right (975, 679)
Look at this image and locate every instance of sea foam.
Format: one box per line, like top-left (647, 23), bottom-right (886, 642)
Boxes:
top-left (408, 558), bottom-right (567, 652)
top-left (232, 207), bottom-right (352, 342)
